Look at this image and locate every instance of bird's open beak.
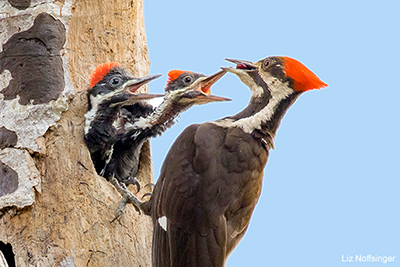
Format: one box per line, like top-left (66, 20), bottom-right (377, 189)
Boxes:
top-left (223, 58), bottom-right (257, 73)
top-left (127, 93), bottom-right (164, 100)
top-left (193, 70), bottom-right (232, 102)
top-left (115, 74), bottom-right (164, 103)
top-left (125, 74), bottom-right (162, 93)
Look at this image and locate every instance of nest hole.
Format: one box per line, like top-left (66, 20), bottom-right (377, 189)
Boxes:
top-left (0, 241), bottom-right (15, 267)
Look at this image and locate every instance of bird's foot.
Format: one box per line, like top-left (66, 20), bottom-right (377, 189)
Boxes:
top-left (109, 177), bottom-right (143, 223)
top-left (145, 182), bottom-right (155, 188)
top-left (141, 183), bottom-right (155, 200)
top-left (123, 176), bottom-right (141, 193)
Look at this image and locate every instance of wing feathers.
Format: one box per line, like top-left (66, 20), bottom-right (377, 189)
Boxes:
top-left (149, 123), bottom-right (268, 266)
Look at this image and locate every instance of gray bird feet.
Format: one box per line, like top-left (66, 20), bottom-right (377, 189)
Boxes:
top-left (109, 177), bottom-right (143, 223)
top-left (123, 176), bottom-right (141, 193)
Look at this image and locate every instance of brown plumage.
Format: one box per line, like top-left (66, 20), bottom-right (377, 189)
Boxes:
top-left (142, 56), bottom-right (327, 266)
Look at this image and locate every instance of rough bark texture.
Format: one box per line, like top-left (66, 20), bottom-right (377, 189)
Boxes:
top-left (0, 1), bottom-right (153, 266)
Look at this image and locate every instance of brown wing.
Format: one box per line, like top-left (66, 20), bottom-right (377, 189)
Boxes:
top-left (220, 127), bottom-right (269, 255)
top-left (147, 123), bottom-right (269, 266)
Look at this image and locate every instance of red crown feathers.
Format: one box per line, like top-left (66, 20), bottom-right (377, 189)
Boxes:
top-left (166, 69), bottom-right (192, 85)
top-left (281, 57), bottom-right (327, 92)
top-left (89, 62), bottom-right (120, 89)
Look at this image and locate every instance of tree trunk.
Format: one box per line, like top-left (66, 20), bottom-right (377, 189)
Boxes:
top-left (0, 1), bottom-right (153, 266)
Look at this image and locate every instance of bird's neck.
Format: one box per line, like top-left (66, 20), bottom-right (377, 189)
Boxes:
top-left (84, 94), bottom-right (122, 134)
top-left (130, 96), bottom-right (189, 131)
top-left (255, 92), bottom-right (299, 139)
top-left (217, 82), bottom-right (299, 148)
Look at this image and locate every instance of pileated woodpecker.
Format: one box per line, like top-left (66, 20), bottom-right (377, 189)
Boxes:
top-left (141, 56), bottom-right (327, 266)
top-left (84, 62), bottom-right (162, 177)
top-left (104, 69), bottom-right (229, 186)
top-left (108, 69), bottom-right (230, 218)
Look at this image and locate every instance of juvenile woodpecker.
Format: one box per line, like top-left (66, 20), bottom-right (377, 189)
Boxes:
top-left (141, 56), bottom-right (327, 266)
top-left (104, 69), bottom-right (229, 186)
top-left (108, 69), bottom-right (230, 218)
top-left (84, 62), bottom-right (162, 176)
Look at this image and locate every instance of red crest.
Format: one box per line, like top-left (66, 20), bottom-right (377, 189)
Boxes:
top-left (166, 70), bottom-right (192, 85)
top-left (89, 62), bottom-right (120, 89)
top-left (281, 57), bottom-right (327, 92)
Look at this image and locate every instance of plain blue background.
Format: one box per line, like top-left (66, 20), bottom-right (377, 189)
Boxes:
top-left (143, 1), bottom-right (400, 266)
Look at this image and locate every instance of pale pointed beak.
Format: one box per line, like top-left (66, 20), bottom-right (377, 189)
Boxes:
top-left (129, 93), bottom-right (164, 100)
top-left (125, 74), bottom-right (162, 93)
top-left (195, 93), bottom-right (232, 102)
top-left (223, 58), bottom-right (257, 71)
top-left (194, 70), bottom-right (232, 102)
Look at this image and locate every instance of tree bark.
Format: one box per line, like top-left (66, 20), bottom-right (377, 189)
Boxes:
top-left (0, 1), bottom-right (153, 266)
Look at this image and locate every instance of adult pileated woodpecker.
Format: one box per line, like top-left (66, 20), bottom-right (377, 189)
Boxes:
top-left (84, 62), bottom-right (162, 177)
top-left (108, 69), bottom-right (230, 218)
top-left (141, 56), bottom-right (327, 266)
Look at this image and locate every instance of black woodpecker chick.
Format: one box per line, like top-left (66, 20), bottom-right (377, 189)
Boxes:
top-left (142, 56), bottom-right (327, 267)
top-left (104, 69), bottom-right (229, 186)
top-left (84, 62), bottom-right (161, 176)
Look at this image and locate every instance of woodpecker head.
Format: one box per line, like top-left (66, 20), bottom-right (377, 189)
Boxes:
top-left (164, 69), bottom-right (231, 105)
top-left (224, 56), bottom-right (327, 98)
top-left (88, 62), bottom-right (163, 109)
top-left (220, 56), bottom-right (327, 135)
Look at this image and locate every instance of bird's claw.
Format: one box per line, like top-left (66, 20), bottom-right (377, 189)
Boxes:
top-left (144, 183), bottom-right (155, 189)
top-left (124, 176), bottom-right (141, 193)
top-left (140, 182), bottom-right (154, 200)
top-left (141, 192), bottom-right (152, 200)
top-left (111, 200), bottom-right (127, 223)
top-left (109, 177), bottom-right (142, 222)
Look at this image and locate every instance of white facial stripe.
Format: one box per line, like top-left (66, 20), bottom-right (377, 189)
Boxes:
top-left (158, 216), bottom-right (167, 231)
top-left (84, 94), bottom-right (108, 134)
top-left (234, 71), bottom-right (263, 97)
top-left (233, 77), bottom-right (292, 133)
top-left (120, 78), bottom-right (206, 132)
top-left (213, 75), bottom-right (293, 134)
top-left (125, 86), bottom-right (190, 131)
top-left (171, 86), bottom-right (192, 94)
top-left (85, 86), bottom-right (138, 134)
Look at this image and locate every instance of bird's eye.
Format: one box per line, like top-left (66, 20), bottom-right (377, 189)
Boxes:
top-left (264, 60), bottom-right (270, 68)
top-left (183, 76), bottom-right (193, 84)
top-left (109, 76), bottom-right (122, 87)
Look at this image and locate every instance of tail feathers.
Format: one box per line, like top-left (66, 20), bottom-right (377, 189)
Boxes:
top-left (152, 221), bottom-right (227, 267)
top-left (152, 223), bottom-right (171, 267)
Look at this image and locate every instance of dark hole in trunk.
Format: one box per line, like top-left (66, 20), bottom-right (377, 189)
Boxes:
top-left (0, 241), bottom-right (15, 267)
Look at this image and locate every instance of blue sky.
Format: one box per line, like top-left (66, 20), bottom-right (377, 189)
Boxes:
top-left (143, 1), bottom-right (400, 266)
